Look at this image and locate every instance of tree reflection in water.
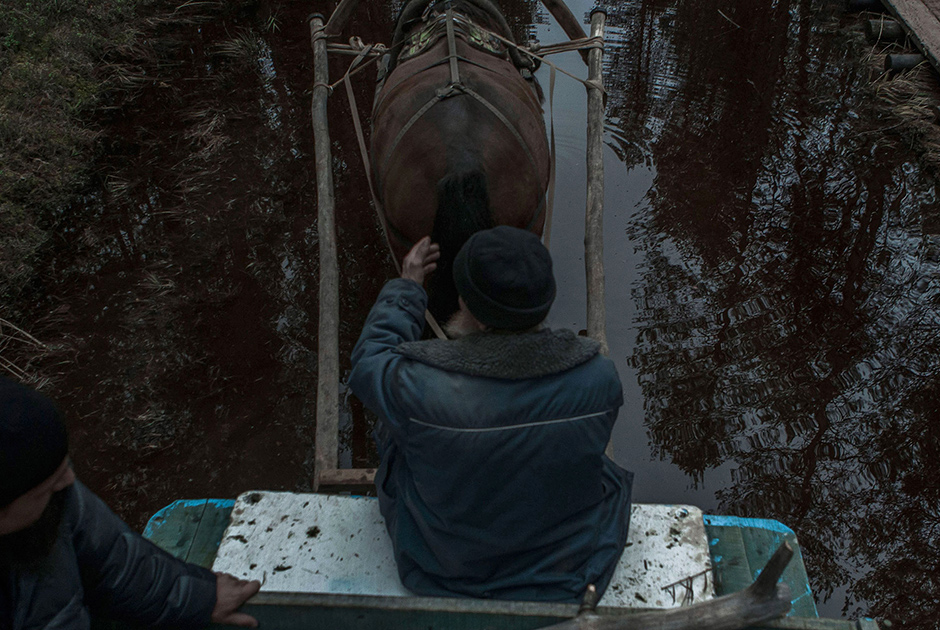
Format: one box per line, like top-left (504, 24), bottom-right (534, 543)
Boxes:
top-left (18, 0), bottom-right (938, 625)
top-left (601, 0), bottom-right (939, 624)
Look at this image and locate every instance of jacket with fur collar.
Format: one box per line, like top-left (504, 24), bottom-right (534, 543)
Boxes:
top-left (350, 278), bottom-right (633, 603)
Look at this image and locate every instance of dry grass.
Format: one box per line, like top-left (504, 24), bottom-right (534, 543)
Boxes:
top-left (0, 0), bottom-right (259, 368)
top-left (183, 107), bottom-right (230, 158)
top-left (1, 0), bottom-right (153, 319)
top-left (210, 29), bottom-right (263, 62)
top-left (855, 13), bottom-right (940, 176)
top-left (868, 65), bottom-right (940, 169)
top-left (0, 317), bottom-right (49, 387)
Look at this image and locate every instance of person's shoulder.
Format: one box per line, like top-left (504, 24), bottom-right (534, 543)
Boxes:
top-left (63, 480), bottom-right (126, 533)
top-left (587, 350), bottom-right (619, 371)
top-left (368, 278), bottom-right (428, 318)
top-left (378, 278), bottom-right (427, 302)
top-left (567, 345), bottom-right (622, 387)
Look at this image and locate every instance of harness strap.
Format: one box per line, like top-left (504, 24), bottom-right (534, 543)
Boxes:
top-left (454, 17), bottom-right (607, 95)
top-left (378, 89), bottom-right (450, 190)
top-left (543, 64), bottom-right (557, 249)
top-left (372, 54), bottom-right (499, 116)
top-left (460, 83), bottom-right (547, 219)
top-left (343, 43), bottom-right (389, 252)
top-left (342, 45), bottom-right (448, 339)
top-left (445, 5), bottom-right (461, 85)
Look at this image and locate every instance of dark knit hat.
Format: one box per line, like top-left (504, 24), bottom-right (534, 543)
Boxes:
top-left (453, 226), bottom-right (556, 330)
top-left (0, 377), bottom-right (69, 507)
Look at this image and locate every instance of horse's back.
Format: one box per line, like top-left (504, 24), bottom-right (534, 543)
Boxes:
top-left (371, 38), bottom-right (549, 262)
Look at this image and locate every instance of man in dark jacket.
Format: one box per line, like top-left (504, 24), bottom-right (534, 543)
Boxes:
top-left (0, 377), bottom-right (259, 629)
top-left (350, 226), bottom-right (633, 603)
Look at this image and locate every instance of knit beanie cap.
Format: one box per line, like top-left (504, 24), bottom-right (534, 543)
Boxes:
top-left (452, 226), bottom-right (556, 331)
top-left (0, 377), bottom-right (69, 508)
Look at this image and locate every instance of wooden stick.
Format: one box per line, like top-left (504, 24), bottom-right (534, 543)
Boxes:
top-left (541, 0), bottom-right (590, 65)
top-left (585, 9), bottom-right (607, 357)
top-left (310, 14), bottom-right (340, 492)
top-left (318, 468), bottom-right (377, 492)
top-left (865, 18), bottom-right (906, 43)
top-left (535, 542), bottom-right (794, 630)
top-left (324, 0), bottom-right (363, 36)
top-left (884, 53), bottom-right (925, 71)
top-left (584, 10), bottom-right (611, 458)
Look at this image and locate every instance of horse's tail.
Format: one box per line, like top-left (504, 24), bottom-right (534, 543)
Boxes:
top-left (428, 170), bottom-right (494, 321)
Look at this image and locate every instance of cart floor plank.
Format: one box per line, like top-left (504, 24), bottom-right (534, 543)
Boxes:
top-left (142, 498), bottom-right (818, 617)
top-left (211, 492), bottom-right (715, 609)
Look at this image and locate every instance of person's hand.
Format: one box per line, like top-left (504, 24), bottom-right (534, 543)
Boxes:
top-left (212, 572), bottom-right (261, 627)
top-left (401, 236), bottom-right (441, 285)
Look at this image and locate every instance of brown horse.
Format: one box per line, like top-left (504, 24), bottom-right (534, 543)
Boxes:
top-left (371, 0), bottom-right (550, 320)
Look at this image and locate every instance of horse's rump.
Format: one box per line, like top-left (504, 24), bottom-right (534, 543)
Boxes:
top-left (370, 0), bottom-right (550, 318)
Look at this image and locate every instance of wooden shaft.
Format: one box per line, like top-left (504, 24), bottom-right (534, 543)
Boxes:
top-left (324, 0), bottom-right (363, 36)
top-left (585, 10), bottom-right (607, 357)
top-left (310, 15), bottom-right (340, 492)
top-left (541, 0), bottom-right (590, 65)
top-left (318, 468), bottom-right (377, 492)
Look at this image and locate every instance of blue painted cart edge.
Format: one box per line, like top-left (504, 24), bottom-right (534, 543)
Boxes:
top-left (143, 499), bottom-right (819, 618)
top-left (704, 514), bottom-right (818, 617)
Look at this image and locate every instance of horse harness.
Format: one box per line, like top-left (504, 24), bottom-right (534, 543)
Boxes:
top-left (376, 2), bottom-right (548, 233)
top-left (397, 9), bottom-right (504, 64)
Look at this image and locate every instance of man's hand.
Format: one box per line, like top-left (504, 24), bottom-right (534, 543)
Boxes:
top-left (212, 572), bottom-right (261, 628)
top-left (401, 236), bottom-right (441, 285)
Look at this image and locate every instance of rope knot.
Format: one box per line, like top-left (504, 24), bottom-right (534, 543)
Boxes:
top-left (436, 83), bottom-right (466, 99)
top-left (585, 79), bottom-right (605, 93)
top-left (312, 82), bottom-right (334, 95)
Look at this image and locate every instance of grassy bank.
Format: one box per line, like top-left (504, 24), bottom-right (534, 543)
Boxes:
top-left (849, 13), bottom-right (940, 189)
top-left (0, 0), bottom-right (258, 382)
top-left (1, 1), bottom-right (151, 306)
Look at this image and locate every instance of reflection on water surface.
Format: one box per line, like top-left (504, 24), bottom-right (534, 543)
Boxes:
top-left (21, 0), bottom-right (938, 625)
top-left (601, 0), bottom-right (939, 624)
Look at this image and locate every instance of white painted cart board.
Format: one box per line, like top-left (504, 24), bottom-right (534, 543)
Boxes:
top-left (212, 492), bottom-right (714, 609)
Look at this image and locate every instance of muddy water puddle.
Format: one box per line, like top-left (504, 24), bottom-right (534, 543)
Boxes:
top-left (22, 0), bottom-right (939, 624)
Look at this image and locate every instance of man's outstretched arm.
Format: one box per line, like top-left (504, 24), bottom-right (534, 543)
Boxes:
top-left (349, 237), bottom-right (440, 428)
top-left (400, 236), bottom-right (440, 285)
top-left (71, 481), bottom-right (259, 628)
